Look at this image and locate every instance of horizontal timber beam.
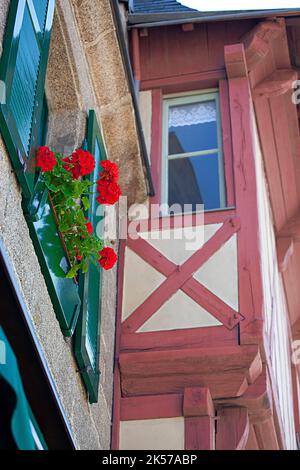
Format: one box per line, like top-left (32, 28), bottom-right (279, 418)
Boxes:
top-left (119, 345), bottom-right (262, 399)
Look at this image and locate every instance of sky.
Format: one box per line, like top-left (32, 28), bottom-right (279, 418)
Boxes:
top-left (178, 0), bottom-right (300, 11)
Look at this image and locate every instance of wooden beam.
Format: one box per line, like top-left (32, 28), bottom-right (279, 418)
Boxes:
top-left (121, 371), bottom-right (249, 400)
top-left (253, 416), bottom-right (280, 450)
top-left (270, 94), bottom-right (299, 218)
top-left (227, 69), bottom-right (264, 338)
top-left (292, 317), bottom-right (300, 340)
top-left (183, 387), bottom-right (214, 418)
top-left (140, 69), bottom-right (226, 92)
top-left (276, 236), bottom-right (294, 272)
top-left (120, 326), bottom-right (238, 353)
top-left (120, 346), bottom-right (261, 381)
top-left (254, 96), bottom-right (287, 232)
top-left (224, 44), bottom-right (247, 79)
top-left (121, 394), bottom-right (183, 421)
top-left (184, 388), bottom-right (215, 450)
top-left (241, 21), bottom-right (283, 71)
top-left (215, 366), bottom-right (271, 415)
top-left (131, 28), bottom-right (141, 82)
top-left (239, 319), bottom-right (264, 346)
top-left (245, 425), bottom-right (259, 450)
top-left (216, 407), bottom-right (249, 450)
top-left (181, 278), bottom-right (244, 330)
top-left (185, 416), bottom-right (214, 450)
top-left (119, 345), bottom-right (262, 399)
top-left (278, 209), bottom-right (300, 242)
top-left (253, 69), bottom-right (298, 98)
top-left (291, 365), bottom-right (300, 435)
top-left (242, 33), bottom-right (269, 72)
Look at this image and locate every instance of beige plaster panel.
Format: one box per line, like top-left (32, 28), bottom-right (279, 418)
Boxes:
top-left (120, 418), bottom-right (185, 450)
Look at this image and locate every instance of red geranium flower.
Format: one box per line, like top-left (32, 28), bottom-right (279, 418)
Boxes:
top-left (78, 150), bottom-right (95, 176)
top-left (74, 247), bottom-right (83, 262)
top-left (100, 160), bottom-right (119, 182)
top-left (98, 247), bottom-right (117, 270)
top-left (84, 220), bottom-right (93, 235)
top-left (36, 147), bottom-right (57, 172)
top-left (96, 179), bottom-right (121, 205)
top-left (63, 149), bottom-right (95, 180)
top-left (62, 155), bottom-right (81, 180)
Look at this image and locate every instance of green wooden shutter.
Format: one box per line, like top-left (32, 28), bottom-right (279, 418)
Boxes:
top-left (0, 0), bottom-right (81, 337)
top-left (0, 0), bottom-right (55, 201)
top-left (75, 111), bottom-right (105, 403)
top-left (27, 194), bottom-right (82, 337)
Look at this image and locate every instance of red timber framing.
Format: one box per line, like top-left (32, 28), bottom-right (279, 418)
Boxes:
top-left (112, 18), bottom-right (300, 450)
top-left (122, 216), bottom-right (243, 333)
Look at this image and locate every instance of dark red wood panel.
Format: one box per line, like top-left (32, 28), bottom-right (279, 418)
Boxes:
top-left (139, 21), bottom-right (258, 85)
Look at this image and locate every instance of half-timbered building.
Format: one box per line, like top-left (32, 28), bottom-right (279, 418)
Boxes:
top-left (113, 1), bottom-right (300, 451)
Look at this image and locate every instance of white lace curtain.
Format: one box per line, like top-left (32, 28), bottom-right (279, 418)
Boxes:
top-left (169, 101), bottom-right (216, 128)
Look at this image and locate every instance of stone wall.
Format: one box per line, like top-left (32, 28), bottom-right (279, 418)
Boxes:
top-left (71, 0), bottom-right (149, 206)
top-left (0, 0), bottom-right (141, 449)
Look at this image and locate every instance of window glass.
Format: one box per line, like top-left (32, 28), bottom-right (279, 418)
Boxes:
top-left (168, 153), bottom-right (221, 212)
top-left (168, 101), bottom-right (218, 154)
top-left (163, 92), bottom-right (225, 213)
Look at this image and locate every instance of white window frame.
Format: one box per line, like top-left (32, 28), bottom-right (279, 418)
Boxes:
top-left (161, 89), bottom-right (226, 214)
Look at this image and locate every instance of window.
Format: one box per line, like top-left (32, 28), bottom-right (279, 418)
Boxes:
top-left (162, 91), bottom-right (226, 213)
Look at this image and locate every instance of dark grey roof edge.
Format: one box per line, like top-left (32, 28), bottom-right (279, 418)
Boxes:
top-left (128, 8), bottom-right (300, 27)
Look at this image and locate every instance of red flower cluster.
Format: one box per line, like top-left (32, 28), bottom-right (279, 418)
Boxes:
top-left (63, 149), bottom-right (95, 180)
top-left (96, 159), bottom-right (121, 205)
top-left (84, 220), bottom-right (93, 235)
top-left (96, 180), bottom-right (121, 205)
top-left (98, 247), bottom-right (117, 270)
top-left (36, 147), bottom-right (57, 172)
top-left (100, 160), bottom-right (119, 181)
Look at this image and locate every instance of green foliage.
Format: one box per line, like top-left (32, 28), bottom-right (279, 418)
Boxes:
top-left (42, 153), bottom-right (103, 278)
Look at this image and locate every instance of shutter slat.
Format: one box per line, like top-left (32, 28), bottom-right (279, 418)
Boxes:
top-left (0, 0), bottom-right (54, 200)
top-left (9, 5), bottom-right (40, 154)
top-left (31, 0), bottom-right (49, 30)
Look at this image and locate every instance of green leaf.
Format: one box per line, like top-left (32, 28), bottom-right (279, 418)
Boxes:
top-left (47, 183), bottom-right (60, 192)
top-left (66, 265), bottom-right (79, 279)
top-left (82, 262), bottom-right (89, 274)
top-left (82, 196), bottom-right (90, 211)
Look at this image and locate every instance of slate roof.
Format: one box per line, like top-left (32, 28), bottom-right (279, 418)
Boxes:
top-left (131, 0), bottom-right (196, 14)
top-left (127, 1), bottom-right (300, 27)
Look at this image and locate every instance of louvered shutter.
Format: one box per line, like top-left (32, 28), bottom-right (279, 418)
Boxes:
top-left (0, 0), bottom-right (81, 337)
top-left (0, 0), bottom-right (55, 201)
top-left (75, 111), bottom-right (105, 403)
